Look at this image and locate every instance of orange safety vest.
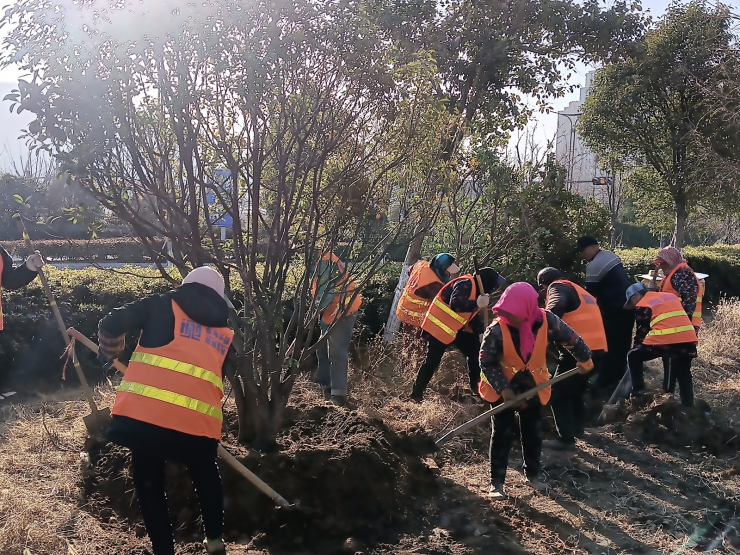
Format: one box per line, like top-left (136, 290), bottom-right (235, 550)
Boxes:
top-left (111, 300), bottom-right (234, 440)
top-left (0, 254), bottom-right (4, 331)
top-left (547, 280), bottom-right (607, 352)
top-left (636, 292), bottom-right (698, 346)
top-left (660, 262), bottom-right (703, 327)
top-left (479, 310), bottom-right (551, 404)
top-left (396, 260), bottom-right (442, 327)
top-left (312, 252), bottom-right (362, 325)
top-left (420, 275), bottom-right (478, 345)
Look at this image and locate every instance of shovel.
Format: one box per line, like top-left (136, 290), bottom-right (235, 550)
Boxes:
top-left (472, 256), bottom-right (489, 328)
top-left (436, 367), bottom-right (581, 446)
top-left (68, 327), bottom-right (294, 508)
top-left (17, 221), bottom-right (111, 437)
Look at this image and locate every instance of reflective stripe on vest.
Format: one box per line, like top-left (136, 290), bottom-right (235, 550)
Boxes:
top-left (112, 300), bottom-right (233, 439)
top-left (117, 380), bottom-right (223, 420)
top-left (636, 292), bottom-right (698, 346)
top-left (129, 352), bottom-right (224, 392)
top-left (660, 262), bottom-right (702, 327)
top-left (397, 261), bottom-right (440, 327)
top-left (420, 275), bottom-right (477, 344)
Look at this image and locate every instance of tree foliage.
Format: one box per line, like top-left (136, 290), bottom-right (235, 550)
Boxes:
top-left (578, 1), bottom-right (740, 248)
top-left (0, 0), bottom-right (446, 448)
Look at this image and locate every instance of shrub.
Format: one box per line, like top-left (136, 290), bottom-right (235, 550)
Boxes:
top-left (617, 245), bottom-right (740, 303)
top-left (0, 267), bottom-right (172, 390)
top-left (0, 238), bottom-right (163, 262)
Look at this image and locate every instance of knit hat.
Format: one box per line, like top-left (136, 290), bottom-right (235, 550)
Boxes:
top-left (477, 267), bottom-right (507, 294)
top-left (536, 267), bottom-right (562, 287)
top-left (182, 266), bottom-right (225, 298)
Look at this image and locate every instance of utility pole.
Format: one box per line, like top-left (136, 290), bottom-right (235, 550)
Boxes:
top-left (558, 112), bottom-right (582, 188)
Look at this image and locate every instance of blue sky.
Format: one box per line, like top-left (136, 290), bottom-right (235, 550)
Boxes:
top-left (0, 0), bottom-right (736, 168)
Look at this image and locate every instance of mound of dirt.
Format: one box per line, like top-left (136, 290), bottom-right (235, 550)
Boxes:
top-left (83, 405), bottom-right (440, 553)
top-left (623, 398), bottom-right (740, 454)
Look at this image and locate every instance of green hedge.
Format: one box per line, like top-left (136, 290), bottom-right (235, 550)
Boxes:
top-left (0, 267), bottom-right (172, 390)
top-left (0, 238), bottom-right (161, 262)
top-left (617, 246), bottom-right (740, 304)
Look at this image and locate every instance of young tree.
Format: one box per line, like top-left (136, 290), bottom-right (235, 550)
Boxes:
top-left (578, 1), bottom-right (739, 248)
top-left (2, 0), bottom-right (444, 448)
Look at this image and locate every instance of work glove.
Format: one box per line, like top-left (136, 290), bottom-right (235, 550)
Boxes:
top-left (98, 329), bottom-right (125, 361)
top-left (25, 251), bottom-right (44, 272)
top-left (577, 359), bottom-right (595, 374)
top-left (476, 294), bottom-right (490, 309)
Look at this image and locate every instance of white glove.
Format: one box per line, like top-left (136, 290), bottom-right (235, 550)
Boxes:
top-left (25, 252), bottom-right (44, 271)
top-left (476, 294), bottom-right (490, 308)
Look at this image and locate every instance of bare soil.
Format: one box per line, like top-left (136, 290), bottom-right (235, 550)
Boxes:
top-left (3, 324), bottom-right (740, 554)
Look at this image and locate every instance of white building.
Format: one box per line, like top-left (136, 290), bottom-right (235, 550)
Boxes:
top-left (555, 70), bottom-right (618, 202)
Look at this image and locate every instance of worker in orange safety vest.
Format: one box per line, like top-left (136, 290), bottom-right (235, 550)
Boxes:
top-left (479, 282), bottom-right (593, 499)
top-left (623, 283), bottom-right (698, 407)
top-left (654, 246), bottom-right (703, 398)
top-left (312, 250), bottom-right (362, 407)
top-left (98, 266), bottom-right (233, 555)
top-left (409, 266), bottom-right (506, 402)
top-left (396, 253), bottom-right (460, 371)
top-left (537, 267), bottom-right (607, 451)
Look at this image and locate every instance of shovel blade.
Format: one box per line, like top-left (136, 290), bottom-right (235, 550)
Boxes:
top-left (83, 406), bottom-right (112, 439)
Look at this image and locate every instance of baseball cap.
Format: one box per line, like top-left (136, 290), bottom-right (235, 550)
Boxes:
top-left (624, 282), bottom-right (647, 309)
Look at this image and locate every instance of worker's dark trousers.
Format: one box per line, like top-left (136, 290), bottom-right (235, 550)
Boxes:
top-left (549, 349), bottom-right (588, 444)
top-left (489, 398), bottom-right (542, 487)
top-left (628, 348), bottom-right (694, 407)
top-left (411, 331), bottom-right (480, 399)
top-left (131, 448), bottom-right (224, 555)
top-left (598, 308), bottom-right (635, 390)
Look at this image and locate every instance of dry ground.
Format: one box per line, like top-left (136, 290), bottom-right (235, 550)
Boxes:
top-left (2, 300), bottom-right (740, 554)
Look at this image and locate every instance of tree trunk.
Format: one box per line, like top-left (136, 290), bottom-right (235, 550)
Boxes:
top-left (382, 227), bottom-right (425, 343)
top-left (674, 194), bottom-right (687, 249)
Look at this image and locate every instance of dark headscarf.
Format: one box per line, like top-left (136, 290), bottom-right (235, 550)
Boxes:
top-left (429, 253), bottom-right (456, 283)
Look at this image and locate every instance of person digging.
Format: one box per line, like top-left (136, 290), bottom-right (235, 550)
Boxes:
top-left (654, 247), bottom-right (703, 400)
top-left (537, 267), bottom-right (607, 451)
top-left (623, 283), bottom-right (698, 407)
top-left (409, 266), bottom-right (506, 403)
top-left (479, 282), bottom-right (593, 499)
top-left (395, 253), bottom-right (460, 373)
top-left (98, 266), bottom-right (233, 555)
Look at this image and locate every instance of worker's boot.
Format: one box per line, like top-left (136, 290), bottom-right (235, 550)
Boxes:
top-left (322, 388), bottom-right (332, 401)
top-left (204, 538), bottom-right (227, 555)
top-left (488, 483), bottom-right (505, 500)
top-left (330, 395), bottom-right (347, 407)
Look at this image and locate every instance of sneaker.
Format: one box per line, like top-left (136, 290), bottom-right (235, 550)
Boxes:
top-left (322, 388), bottom-right (332, 401)
top-left (488, 484), bottom-right (506, 499)
top-left (204, 538), bottom-right (227, 555)
top-left (542, 438), bottom-right (576, 451)
top-left (526, 477), bottom-right (548, 492)
top-left (330, 395), bottom-right (347, 407)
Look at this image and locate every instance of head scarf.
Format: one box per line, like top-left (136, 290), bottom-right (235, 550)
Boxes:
top-left (493, 282), bottom-right (543, 361)
top-left (182, 266), bottom-right (225, 298)
top-left (656, 246), bottom-right (686, 269)
top-left (429, 253), bottom-right (456, 283)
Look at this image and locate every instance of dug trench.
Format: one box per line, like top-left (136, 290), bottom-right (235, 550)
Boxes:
top-left (80, 401), bottom-right (526, 554)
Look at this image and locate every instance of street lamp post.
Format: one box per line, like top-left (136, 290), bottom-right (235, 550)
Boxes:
top-left (558, 112), bottom-right (582, 188)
